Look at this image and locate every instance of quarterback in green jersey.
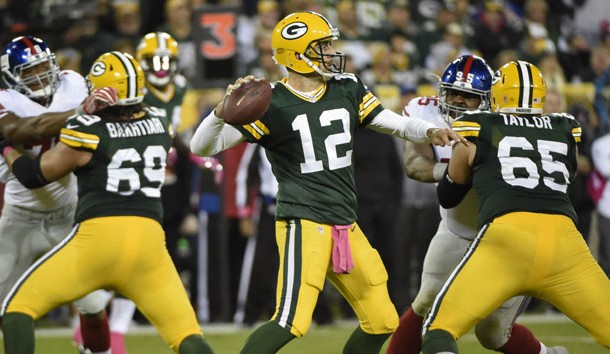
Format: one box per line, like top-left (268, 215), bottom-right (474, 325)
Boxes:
top-left (191, 11), bottom-right (464, 354)
top-left (422, 61), bottom-right (610, 354)
top-left (0, 52), bottom-right (215, 354)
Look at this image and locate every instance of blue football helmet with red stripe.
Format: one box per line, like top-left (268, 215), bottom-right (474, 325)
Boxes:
top-left (439, 54), bottom-right (493, 123)
top-left (0, 36), bottom-right (60, 103)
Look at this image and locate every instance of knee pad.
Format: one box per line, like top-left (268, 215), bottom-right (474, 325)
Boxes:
top-left (0, 253), bottom-right (17, 284)
top-left (475, 297), bottom-right (524, 349)
top-left (411, 279), bottom-right (443, 317)
top-left (75, 290), bottom-right (113, 314)
top-left (474, 316), bottom-right (510, 349)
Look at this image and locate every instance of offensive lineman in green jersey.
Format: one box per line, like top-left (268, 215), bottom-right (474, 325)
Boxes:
top-left (0, 52), bottom-right (215, 354)
top-left (421, 61), bottom-right (610, 354)
top-left (75, 32), bottom-right (193, 353)
top-left (190, 11), bottom-right (464, 354)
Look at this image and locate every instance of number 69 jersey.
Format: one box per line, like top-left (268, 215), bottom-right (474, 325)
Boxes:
top-left (234, 74), bottom-right (384, 225)
top-left (452, 111), bottom-right (581, 228)
top-left (59, 107), bottom-right (173, 224)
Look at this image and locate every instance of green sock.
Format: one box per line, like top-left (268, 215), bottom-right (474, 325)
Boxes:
top-left (3, 312), bottom-right (35, 354)
top-left (240, 321), bottom-right (295, 354)
top-left (343, 326), bottom-right (391, 354)
top-left (178, 334), bottom-right (215, 354)
top-left (422, 329), bottom-right (458, 354)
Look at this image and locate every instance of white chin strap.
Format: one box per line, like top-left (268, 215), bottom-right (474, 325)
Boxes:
top-left (301, 55), bottom-right (335, 81)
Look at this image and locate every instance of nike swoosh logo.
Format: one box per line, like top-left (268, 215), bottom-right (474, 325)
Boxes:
top-left (66, 123), bottom-right (79, 129)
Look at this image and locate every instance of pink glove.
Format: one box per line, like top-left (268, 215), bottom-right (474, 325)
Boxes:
top-left (78, 87), bottom-right (118, 115)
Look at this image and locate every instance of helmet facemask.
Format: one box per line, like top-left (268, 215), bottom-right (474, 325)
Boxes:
top-left (2, 52), bottom-right (59, 105)
top-left (300, 35), bottom-right (346, 80)
top-left (140, 54), bottom-right (177, 87)
top-left (439, 83), bottom-right (490, 123)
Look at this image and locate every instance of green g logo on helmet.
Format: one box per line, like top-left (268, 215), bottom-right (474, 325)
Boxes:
top-left (281, 22), bottom-right (308, 40)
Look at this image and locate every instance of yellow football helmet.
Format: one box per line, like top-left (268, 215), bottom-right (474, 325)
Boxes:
top-left (271, 11), bottom-right (345, 78)
top-left (87, 51), bottom-right (145, 106)
top-left (491, 60), bottom-right (546, 114)
top-left (136, 32), bottom-right (179, 87)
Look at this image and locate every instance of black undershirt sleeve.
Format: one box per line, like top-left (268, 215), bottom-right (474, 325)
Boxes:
top-left (12, 155), bottom-right (50, 189)
top-left (436, 168), bottom-right (472, 209)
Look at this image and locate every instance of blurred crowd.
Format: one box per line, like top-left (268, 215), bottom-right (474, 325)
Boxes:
top-left (2, 0), bottom-right (610, 127)
top-left (1, 0), bottom-right (610, 326)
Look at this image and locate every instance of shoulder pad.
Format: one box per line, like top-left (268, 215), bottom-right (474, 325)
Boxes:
top-left (452, 112), bottom-right (485, 140)
top-left (173, 74), bottom-right (188, 88)
top-left (60, 114), bottom-right (102, 151)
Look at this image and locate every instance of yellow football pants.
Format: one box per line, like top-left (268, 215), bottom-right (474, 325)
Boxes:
top-left (424, 212), bottom-right (610, 349)
top-left (2, 216), bottom-right (202, 351)
top-left (272, 219), bottom-right (398, 337)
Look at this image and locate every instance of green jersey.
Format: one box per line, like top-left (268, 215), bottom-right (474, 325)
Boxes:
top-left (59, 107), bottom-right (173, 224)
top-left (143, 75), bottom-right (187, 129)
top-left (452, 111), bottom-right (581, 228)
top-left (236, 74), bottom-right (384, 224)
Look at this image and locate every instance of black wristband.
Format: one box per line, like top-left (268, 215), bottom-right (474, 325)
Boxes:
top-left (12, 155), bottom-right (49, 189)
top-left (436, 169), bottom-right (472, 209)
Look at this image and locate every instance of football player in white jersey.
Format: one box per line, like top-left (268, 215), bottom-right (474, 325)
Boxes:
top-left (0, 36), bottom-right (115, 354)
top-left (386, 55), bottom-right (569, 354)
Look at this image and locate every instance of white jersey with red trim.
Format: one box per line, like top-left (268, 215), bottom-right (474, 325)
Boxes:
top-left (403, 96), bottom-right (478, 240)
top-left (0, 70), bottom-right (86, 211)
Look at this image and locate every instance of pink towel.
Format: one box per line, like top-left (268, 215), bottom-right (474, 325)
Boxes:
top-left (331, 224), bottom-right (354, 274)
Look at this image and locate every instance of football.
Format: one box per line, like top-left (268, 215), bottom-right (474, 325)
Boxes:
top-left (221, 78), bottom-right (272, 126)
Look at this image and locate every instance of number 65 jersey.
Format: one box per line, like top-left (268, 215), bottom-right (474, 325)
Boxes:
top-left (452, 111), bottom-right (581, 229)
top-left (59, 107), bottom-right (173, 224)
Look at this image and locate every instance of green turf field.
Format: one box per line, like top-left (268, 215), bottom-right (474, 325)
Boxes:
top-left (0, 314), bottom-right (605, 353)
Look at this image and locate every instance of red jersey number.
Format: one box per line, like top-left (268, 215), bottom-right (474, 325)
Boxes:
top-left (417, 97), bottom-right (439, 106)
